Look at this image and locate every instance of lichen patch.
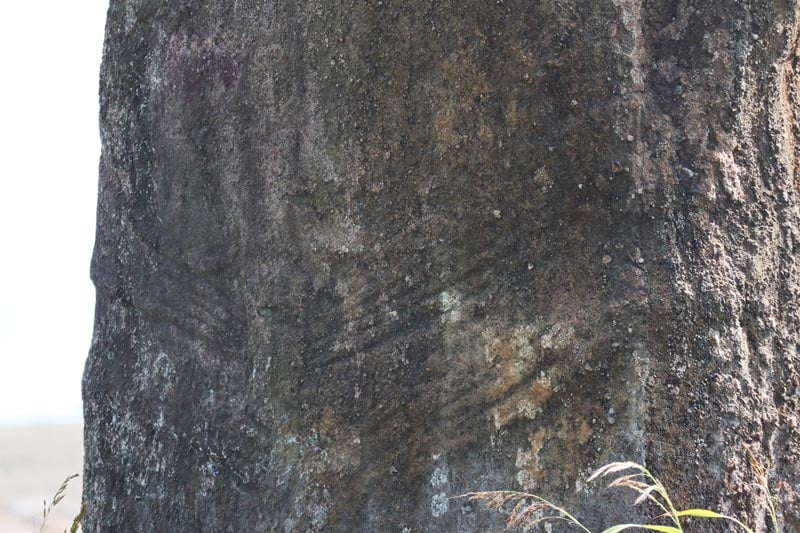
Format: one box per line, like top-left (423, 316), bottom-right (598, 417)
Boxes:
top-left (493, 374), bottom-right (553, 429)
top-left (515, 417), bottom-right (594, 492)
top-left (485, 321), bottom-right (582, 430)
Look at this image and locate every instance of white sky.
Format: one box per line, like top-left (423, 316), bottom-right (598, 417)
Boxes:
top-left (0, 1), bottom-right (108, 425)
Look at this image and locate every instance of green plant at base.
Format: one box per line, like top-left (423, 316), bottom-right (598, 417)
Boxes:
top-left (68, 503), bottom-right (86, 533)
top-left (456, 450), bottom-right (779, 532)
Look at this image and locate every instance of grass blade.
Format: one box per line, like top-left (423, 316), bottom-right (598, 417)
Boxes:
top-left (602, 525), bottom-right (681, 533)
top-left (669, 508), bottom-right (754, 533)
top-left (674, 509), bottom-right (724, 518)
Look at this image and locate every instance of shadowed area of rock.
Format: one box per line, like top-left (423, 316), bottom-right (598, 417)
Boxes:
top-left (85, 1), bottom-right (800, 531)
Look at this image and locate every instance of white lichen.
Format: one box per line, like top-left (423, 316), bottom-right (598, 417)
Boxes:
top-left (431, 493), bottom-right (449, 517)
top-left (439, 290), bottom-right (463, 323)
top-left (430, 463), bottom-right (449, 488)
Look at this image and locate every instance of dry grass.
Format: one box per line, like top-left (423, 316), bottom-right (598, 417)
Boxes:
top-left (457, 447), bottom-right (780, 532)
top-left (0, 424), bottom-right (83, 533)
top-left (39, 474), bottom-right (80, 533)
top-left (745, 445), bottom-right (779, 532)
top-left (457, 490), bottom-right (592, 532)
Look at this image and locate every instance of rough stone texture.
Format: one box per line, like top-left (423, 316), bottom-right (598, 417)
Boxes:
top-left (85, 1), bottom-right (800, 531)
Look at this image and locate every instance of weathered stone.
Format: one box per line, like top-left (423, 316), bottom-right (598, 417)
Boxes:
top-left (85, 1), bottom-right (800, 531)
